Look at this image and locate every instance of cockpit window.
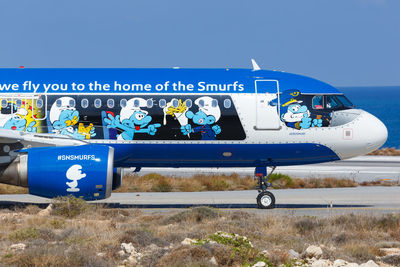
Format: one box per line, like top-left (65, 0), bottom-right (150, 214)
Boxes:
top-left (325, 95), bottom-right (354, 110)
top-left (326, 95), bottom-right (342, 109)
top-left (312, 95), bottom-right (324, 109)
top-left (336, 95), bottom-right (354, 108)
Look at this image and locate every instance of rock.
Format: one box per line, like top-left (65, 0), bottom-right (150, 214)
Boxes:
top-left (359, 260), bottom-right (379, 267)
top-left (38, 204), bottom-right (53, 216)
top-left (345, 263), bottom-right (359, 267)
top-left (181, 237), bottom-right (196, 245)
top-left (117, 250), bottom-right (125, 257)
top-left (121, 242), bottom-right (135, 254)
top-left (333, 259), bottom-right (348, 267)
top-left (252, 261), bottom-right (266, 267)
top-left (380, 254), bottom-right (400, 266)
top-left (380, 248), bottom-right (400, 256)
top-left (311, 259), bottom-right (332, 267)
top-left (147, 243), bottom-right (159, 252)
top-left (210, 256), bottom-right (218, 265)
top-left (123, 255), bottom-right (137, 265)
top-left (289, 249), bottom-right (300, 259)
top-left (10, 243), bottom-right (26, 251)
top-left (311, 260), bottom-right (327, 267)
top-left (305, 245), bottom-right (323, 259)
top-left (97, 252), bottom-right (105, 257)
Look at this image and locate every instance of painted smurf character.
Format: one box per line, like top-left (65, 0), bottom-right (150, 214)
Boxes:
top-left (0, 107), bottom-right (36, 132)
top-left (103, 97), bottom-right (161, 140)
top-left (50, 97), bottom-right (95, 140)
top-left (181, 96), bottom-right (221, 140)
top-left (272, 89), bottom-right (322, 130)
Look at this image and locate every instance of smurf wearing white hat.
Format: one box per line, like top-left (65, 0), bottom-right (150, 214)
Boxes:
top-left (0, 107), bottom-right (36, 132)
top-left (50, 97), bottom-right (95, 140)
top-left (103, 97), bottom-right (161, 140)
top-left (181, 96), bottom-right (221, 140)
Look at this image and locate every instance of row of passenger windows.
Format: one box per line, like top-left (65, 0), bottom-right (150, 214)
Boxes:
top-left (1, 98), bottom-right (233, 110)
top-left (1, 99), bottom-right (45, 109)
top-left (74, 98), bottom-right (232, 109)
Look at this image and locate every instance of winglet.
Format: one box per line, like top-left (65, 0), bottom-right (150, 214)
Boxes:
top-left (251, 59), bottom-right (261, 71)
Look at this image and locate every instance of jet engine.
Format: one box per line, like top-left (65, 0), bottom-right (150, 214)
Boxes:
top-left (0, 145), bottom-right (121, 200)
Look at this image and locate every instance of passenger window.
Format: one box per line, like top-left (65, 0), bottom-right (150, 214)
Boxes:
top-left (223, 99), bottom-right (231, 109)
top-left (198, 99), bottom-right (204, 107)
top-left (120, 99), bottom-right (127, 108)
top-left (134, 99), bottom-right (140, 108)
top-left (147, 99), bottom-right (153, 108)
top-left (69, 99), bottom-right (75, 108)
top-left (326, 96), bottom-right (341, 109)
top-left (94, 99), bottom-right (102, 108)
top-left (107, 99), bottom-right (114, 108)
top-left (159, 99), bottom-right (166, 108)
top-left (56, 99), bottom-right (62, 107)
top-left (312, 95), bottom-right (324, 109)
top-left (36, 99), bottom-right (43, 108)
top-left (16, 99), bottom-right (22, 108)
top-left (172, 98), bottom-right (179, 108)
top-left (211, 99), bottom-right (218, 108)
top-left (81, 99), bottom-right (89, 108)
top-left (1, 99), bottom-right (7, 108)
top-left (185, 99), bottom-right (192, 108)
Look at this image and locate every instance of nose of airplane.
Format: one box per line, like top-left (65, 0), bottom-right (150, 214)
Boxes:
top-left (362, 111), bottom-right (388, 153)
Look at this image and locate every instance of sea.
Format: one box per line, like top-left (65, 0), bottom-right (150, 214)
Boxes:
top-left (340, 86), bottom-right (400, 148)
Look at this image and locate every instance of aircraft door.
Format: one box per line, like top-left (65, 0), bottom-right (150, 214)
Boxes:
top-left (254, 80), bottom-right (281, 130)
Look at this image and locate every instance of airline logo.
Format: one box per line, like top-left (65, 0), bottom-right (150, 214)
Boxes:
top-left (66, 164), bottom-right (86, 192)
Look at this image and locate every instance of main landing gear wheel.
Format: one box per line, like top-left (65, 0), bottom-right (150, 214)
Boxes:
top-left (257, 191), bottom-right (275, 209)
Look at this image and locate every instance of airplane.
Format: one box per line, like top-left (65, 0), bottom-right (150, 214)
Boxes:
top-left (0, 61), bottom-right (387, 209)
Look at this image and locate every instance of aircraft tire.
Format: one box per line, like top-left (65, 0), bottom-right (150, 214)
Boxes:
top-left (257, 191), bottom-right (275, 209)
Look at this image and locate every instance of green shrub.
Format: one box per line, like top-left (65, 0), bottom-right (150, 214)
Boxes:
top-left (9, 227), bottom-right (38, 241)
top-left (51, 196), bottom-right (90, 218)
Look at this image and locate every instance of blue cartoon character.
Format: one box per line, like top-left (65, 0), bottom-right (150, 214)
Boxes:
top-left (181, 96), bottom-right (221, 140)
top-left (273, 89), bottom-right (322, 130)
top-left (103, 97), bottom-right (161, 140)
top-left (0, 103), bottom-right (37, 132)
top-left (50, 97), bottom-right (96, 140)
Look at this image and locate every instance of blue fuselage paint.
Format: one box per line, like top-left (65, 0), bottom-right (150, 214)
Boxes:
top-left (108, 143), bottom-right (340, 167)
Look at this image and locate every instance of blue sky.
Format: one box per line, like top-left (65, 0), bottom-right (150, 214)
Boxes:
top-left (0, 0), bottom-right (399, 86)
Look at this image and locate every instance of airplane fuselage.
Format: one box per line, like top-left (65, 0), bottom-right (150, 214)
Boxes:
top-left (0, 68), bottom-right (387, 169)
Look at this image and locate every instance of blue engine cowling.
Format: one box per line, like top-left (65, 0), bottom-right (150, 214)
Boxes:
top-left (24, 145), bottom-right (115, 200)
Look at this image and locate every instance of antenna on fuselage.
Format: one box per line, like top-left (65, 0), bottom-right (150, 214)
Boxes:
top-left (251, 59), bottom-right (261, 71)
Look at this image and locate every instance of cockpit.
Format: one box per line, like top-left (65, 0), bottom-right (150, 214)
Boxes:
top-left (310, 95), bottom-right (354, 111)
top-left (279, 93), bottom-right (357, 128)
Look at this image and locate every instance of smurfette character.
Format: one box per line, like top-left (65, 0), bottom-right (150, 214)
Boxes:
top-left (0, 108), bottom-right (36, 132)
top-left (181, 96), bottom-right (221, 140)
top-left (103, 97), bottom-right (161, 140)
top-left (50, 97), bottom-right (95, 140)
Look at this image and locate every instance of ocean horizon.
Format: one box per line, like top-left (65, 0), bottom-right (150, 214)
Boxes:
top-left (340, 86), bottom-right (400, 149)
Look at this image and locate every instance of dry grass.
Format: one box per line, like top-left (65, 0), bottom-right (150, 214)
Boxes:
top-left (369, 148), bottom-right (400, 156)
top-left (0, 172), bottom-right (395, 196)
top-left (0, 183), bottom-right (28, 194)
top-left (0, 197), bottom-right (399, 266)
top-left (114, 173), bottom-right (359, 193)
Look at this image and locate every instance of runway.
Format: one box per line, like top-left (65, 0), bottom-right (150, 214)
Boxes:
top-left (1, 186), bottom-right (399, 216)
top-left (132, 156), bottom-right (400, 182)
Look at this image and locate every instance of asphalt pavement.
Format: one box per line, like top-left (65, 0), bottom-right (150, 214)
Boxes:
top-left (132, 156), bottom-right (400, 182)
top-left (1, 186), bottom-right (399, 216)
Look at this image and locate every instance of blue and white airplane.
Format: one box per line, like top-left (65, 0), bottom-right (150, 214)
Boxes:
top-left (0, 61), bottom-right (387, 208)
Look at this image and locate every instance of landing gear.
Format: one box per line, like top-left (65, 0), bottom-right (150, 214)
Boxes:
top-left (255, 166), bottom-right (276, 209)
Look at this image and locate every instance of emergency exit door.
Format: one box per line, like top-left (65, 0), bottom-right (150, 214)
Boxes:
top-left (255, 80), bottom-right (281, 130)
